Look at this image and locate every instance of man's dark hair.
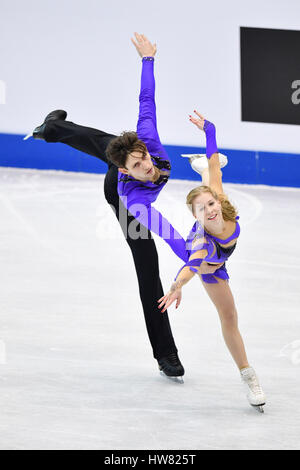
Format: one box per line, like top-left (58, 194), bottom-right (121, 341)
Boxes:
top-left (106, 131), bottom-right (147, 168)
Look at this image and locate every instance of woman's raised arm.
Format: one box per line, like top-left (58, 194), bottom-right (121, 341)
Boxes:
top-left (189, 110), bottom-right (224, 196)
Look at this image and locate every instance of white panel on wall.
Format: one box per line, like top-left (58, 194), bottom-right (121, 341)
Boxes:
top-left (0, 0), bottom-right (300, 153)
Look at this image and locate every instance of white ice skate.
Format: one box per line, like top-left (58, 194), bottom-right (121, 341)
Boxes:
top-left (181, 153), bottom-right (228, 176)
top-left (241, 367), bottom-right (266, 413)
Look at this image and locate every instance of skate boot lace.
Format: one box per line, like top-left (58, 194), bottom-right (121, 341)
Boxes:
top-left (247, 376), bottom-right (264, 396)
top-left (167, 352), bottom-right (180, 365)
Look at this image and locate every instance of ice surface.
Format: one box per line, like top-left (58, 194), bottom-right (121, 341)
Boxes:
top-left (0, 167), bottom-right (300, 450)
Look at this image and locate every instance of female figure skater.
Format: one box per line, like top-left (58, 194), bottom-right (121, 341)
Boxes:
top-left (158, 111), bottom-right (267, 412)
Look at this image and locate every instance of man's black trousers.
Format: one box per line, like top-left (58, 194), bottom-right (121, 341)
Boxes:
top-left (43, 120), bottom-right (178, 360)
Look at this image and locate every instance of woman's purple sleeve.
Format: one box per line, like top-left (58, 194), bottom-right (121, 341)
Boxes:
top-left (204, 120), bottom-right (219, 159)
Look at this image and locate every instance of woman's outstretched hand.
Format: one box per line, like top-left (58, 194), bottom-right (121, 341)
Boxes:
top-left (189, 110), bottom-right (206, 131)
top-left (158, 288), bottom-right (182, 313)
top-left (131, 32), bottom-right (157, 58)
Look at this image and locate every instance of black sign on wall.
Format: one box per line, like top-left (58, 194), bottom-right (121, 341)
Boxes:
top-left (240, 27), bottom-right (300, 125)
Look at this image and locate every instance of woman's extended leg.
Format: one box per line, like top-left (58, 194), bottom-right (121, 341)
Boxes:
top-left (201, 278), bottom-right (249, 370)
top-left (202, 278), bottom-right (266, 409)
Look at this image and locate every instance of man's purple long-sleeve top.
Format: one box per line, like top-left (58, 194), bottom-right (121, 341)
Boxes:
top-left (117, 58), bottom-right (188, 263)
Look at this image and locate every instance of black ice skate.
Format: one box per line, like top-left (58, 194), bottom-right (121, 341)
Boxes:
top-left (23, 109), bottom-right (67, 141)
top-left (158, 352), bottom-right (184, 384)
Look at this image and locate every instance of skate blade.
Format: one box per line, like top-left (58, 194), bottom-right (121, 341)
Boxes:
top-left (181, 153), bottom-right (206, 158)
top-left (159, 371), bottom-right (184, 384)
top-left (23, 133), bottom-right (33, 141)
top-left (251, 404), bottom-right (265, 414)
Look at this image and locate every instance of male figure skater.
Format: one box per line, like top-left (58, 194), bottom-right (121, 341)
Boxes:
top-left (27, 33), bottom-right (220, 379)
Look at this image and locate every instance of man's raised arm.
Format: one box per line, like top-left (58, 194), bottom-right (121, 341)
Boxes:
top-left (131, 33), bottom-right (164, 156)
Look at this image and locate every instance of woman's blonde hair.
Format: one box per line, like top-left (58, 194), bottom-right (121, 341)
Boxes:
top-left (186, 185), bottom-right (238, 222)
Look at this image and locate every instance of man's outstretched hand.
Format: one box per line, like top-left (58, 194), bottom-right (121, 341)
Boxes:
top-left (131, 32), bottom-right (157, 58)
